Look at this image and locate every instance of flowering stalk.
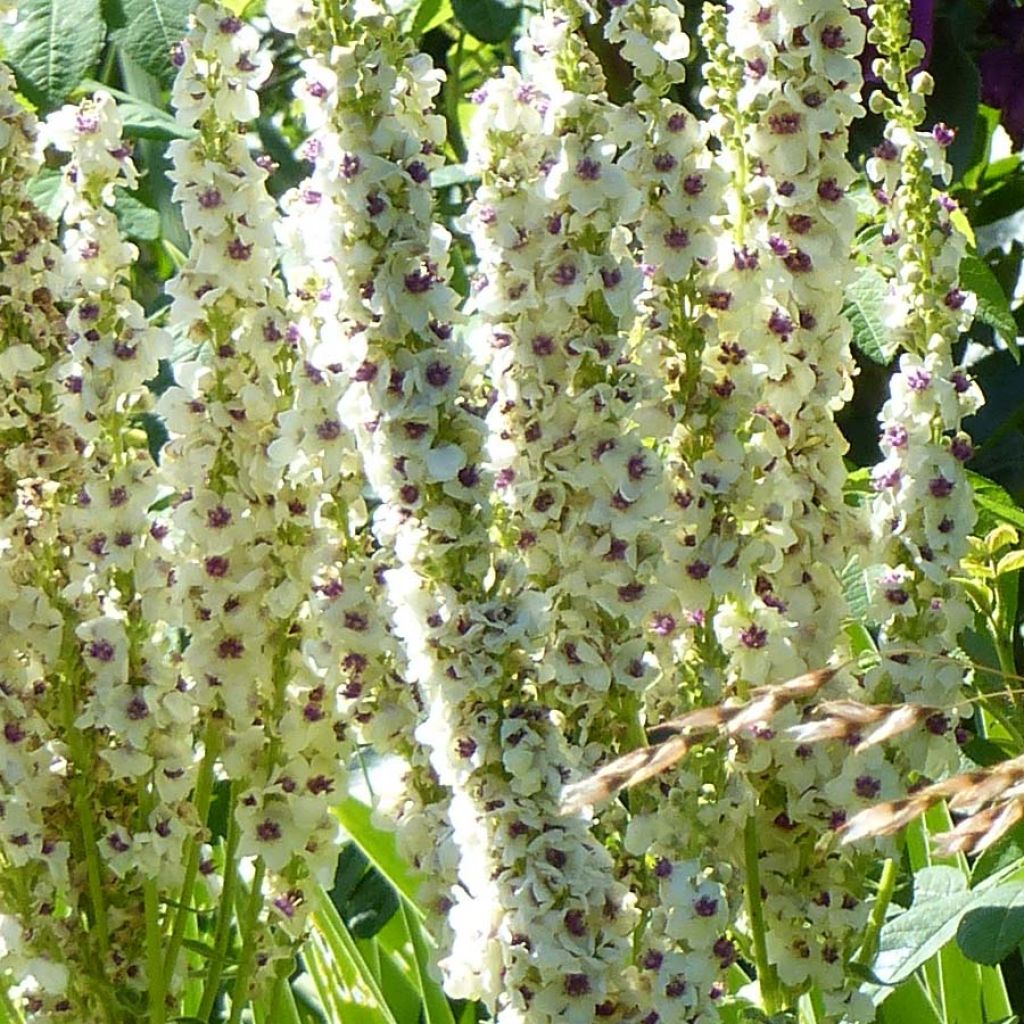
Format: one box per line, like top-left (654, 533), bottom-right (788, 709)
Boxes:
top-left (43, 89), bottom-right (190, 1023)
top-left (272, 2), bottom-right (646, 1019)
top-left (614, 0), bottom-right (879, 1015)
top-left (266, 0), bottom-right (463, 965)
top-left (862, 0), bottom-right (982, 805)
top-left (0, 59), bottom-right (101, 1022)
top-left (158, 5), bottom-right (362, 1014)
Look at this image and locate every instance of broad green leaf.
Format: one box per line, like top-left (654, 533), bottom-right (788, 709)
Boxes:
top-left (113, 0), bottom-right (196, 85)
top-left (844, 268), bottom-right (892, 364)
top-left (1, 0), bottom-right (105, 109)
top-left (334, 795), bottom-right (422, 908)
top-left (410, 0), bottom-right (452, 38)
top-left (113, 189), bottom-right (160, 240)
top-left (957, 885), bottom-right (1024, 965)
top-left (26, 166), bottom-right (65, 220)
top-left (840, 556), bottom-right (870, 625)
top-left (969, 471), bottom-right (1024, 533)
top-left (996, 549), bottom-right (1024, 576)
top-left (961, 251), bottom-right (1020, 356)
top-left (451, 0), bottom-right (519, 43)
top-left (874, 866), bottom-right (972, 985)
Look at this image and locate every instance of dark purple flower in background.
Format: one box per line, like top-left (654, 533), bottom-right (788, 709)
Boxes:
top-left (978, 1), bottom-right (1024, 147)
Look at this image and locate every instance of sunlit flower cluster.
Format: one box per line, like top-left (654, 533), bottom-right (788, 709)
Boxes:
top-left (267, 0), bottom-right (468, 963)
top-left (619, 0), bottom-right (878, 1016)
top-left (158, 3), bottom-right (364, 1002)
top-left (864, 0), bottom-right (981, 761)
top-left (0, 0), bottom-right (996, 1021)
top-left (0, 60), bottom-right (90, 1021)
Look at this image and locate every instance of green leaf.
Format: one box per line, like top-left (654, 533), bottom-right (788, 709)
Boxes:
top-left (112, 0), bottom-right (196, 85)
top-left (334, 795), bottom-right (422, 909)
top-left (844, 268), bottom-right (892, 365)
top-left (874, 866), bottom-right (972, 985)
top-left (1, 0), bottom-right (106, 109)
top-left (841, 556), bottom-right (870, 625)
top-left (332, 842), bottom-right (370, 909)
top-left (961, 735), bottom-right (1016, 771)
top-left (113, 189), bottom-right (160, 240)
top-left (878, 976), bottom-right (944, 1024)
top-left (996, 549), bottom-right (1024, 576)
top-left (410, 0), bottom-right (453, 39)
top-left (347, 871), bottom-right (399, 939)
top-left (26, 166), bottom-right (65, 220)
top-left (973, 823), bottom-right (1024, 885)
top-left (430, 163), bottom-right (478, 190)
top-left (960, 251), bottom-right (1020, 356)
top-left (957, 884), bottom-right (1024, 965)
top-left (451, 0), bottom-right (519, 43)
top-left (968, 471), bottom-right (1024, 533)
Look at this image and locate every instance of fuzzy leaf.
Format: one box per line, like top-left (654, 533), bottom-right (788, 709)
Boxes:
top-left (111, 0), bottom-right (196, 85)
top-left (957, 884), bottom-right (1024, 965)
top-left (26, 167), bottom-right (65, 219)
top-left (1, 0), bottom-right (105, 108)
top-left (874, 866), bottom-right (972, 984)
top-left (844, 268), bottom-right (892, 364)
top-left (969, 471), bottom-right (1024, 533)
top-left (961, 251), bottom-right (1020, 357)
top-left (113, 190), bottom-right (160, 240)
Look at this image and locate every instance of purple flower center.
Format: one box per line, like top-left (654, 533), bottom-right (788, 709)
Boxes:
top-left (256, 819), bottom-right (282, 842)
top-left (769, 111), bottom-right (802, 134)
top-left (821, 24), bottom-right (846, 49)
top-left (740, 624), bottom-right (768, 649)
top-left (664, 227), bottom-right (690, 250)
top-left (854, 775), bottom-right (881, 798)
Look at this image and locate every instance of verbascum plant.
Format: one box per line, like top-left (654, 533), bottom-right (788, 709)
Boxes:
top-left (862, 0), bottom-right (981, 746)
top-left (0, 0), bottom-right (1000, 1021)
top-left (158, 5), bottom-right (357, 1015)
top-left (0, 60), bottom-right (97, 1022)
top-left (267, 0), bottom-right (464, 969)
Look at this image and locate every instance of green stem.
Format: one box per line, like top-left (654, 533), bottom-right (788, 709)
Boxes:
top-left (854, 858), bottom-right (896, 969)
top-left (145, 876), bottom-right (166, 1024)
top-left (164, 720), bottom-right (222, 981)
top-left (226, 860), bottom-right (266, 1024)
top-left (198, 787), bottom-right (241, 1021)
top-left (744, 813), bottom-right (780, 1015)
top-left (444, 32), bottom-right (468, 164)
top-left (57, 651), bottom-right (110, 959)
